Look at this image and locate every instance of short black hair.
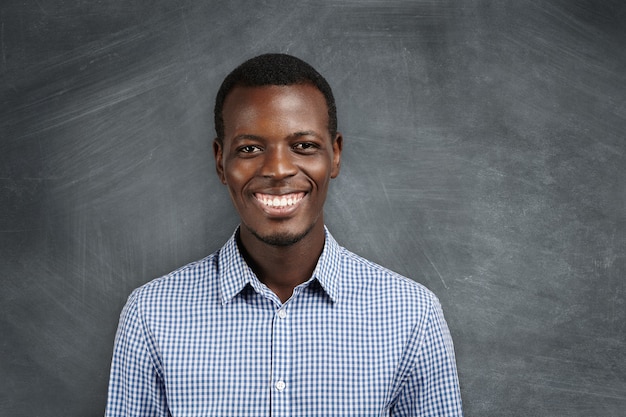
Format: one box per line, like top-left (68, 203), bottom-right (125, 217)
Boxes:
top-left (214, 53), bottom-right (337, 142)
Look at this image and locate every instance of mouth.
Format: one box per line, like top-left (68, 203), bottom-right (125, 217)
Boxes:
top-left (254, 192), bottom-right (306, 214)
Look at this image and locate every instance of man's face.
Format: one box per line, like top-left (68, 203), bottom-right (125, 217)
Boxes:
top-left (214, 84), bottom-right (342, 247)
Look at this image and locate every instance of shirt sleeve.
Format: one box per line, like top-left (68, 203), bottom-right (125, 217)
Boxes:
top-left (392, 296), bottom-right (464, 416)
top-left (105, 291), bottom-right (169, 417)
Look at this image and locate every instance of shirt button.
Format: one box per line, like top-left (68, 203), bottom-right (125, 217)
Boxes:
top-left (275, 380), bottom-right (286, 391)
top-left (277, 309), bottom-right (287, 319)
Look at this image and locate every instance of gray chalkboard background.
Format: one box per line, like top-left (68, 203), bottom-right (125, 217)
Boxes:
top-left (1, 1), bottom-right (625, 416)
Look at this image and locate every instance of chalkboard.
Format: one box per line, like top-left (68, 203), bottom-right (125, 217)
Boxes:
top-left (1, 1), bottom-right (624, 416)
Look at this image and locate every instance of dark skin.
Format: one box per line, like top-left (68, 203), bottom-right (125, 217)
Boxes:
top-left (236, 226), bottom-right (324, 303)
top-left (214, 84), bottom-right (342, 303)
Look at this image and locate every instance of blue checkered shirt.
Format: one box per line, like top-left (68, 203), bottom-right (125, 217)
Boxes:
top-left (105, 228), bottom-right (463, 416)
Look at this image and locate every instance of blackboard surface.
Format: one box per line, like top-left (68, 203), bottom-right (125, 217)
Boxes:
top-left (1, 1), bottom-right (624, 416)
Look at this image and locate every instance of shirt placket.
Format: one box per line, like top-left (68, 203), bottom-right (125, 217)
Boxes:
top-left (270, 303), bottom-right (292, 416)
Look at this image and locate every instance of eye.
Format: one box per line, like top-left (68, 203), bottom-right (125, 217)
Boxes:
top-left (237, 145), bottom-right (262, 154)
top-left (292, 142), bottom-right (319, 153)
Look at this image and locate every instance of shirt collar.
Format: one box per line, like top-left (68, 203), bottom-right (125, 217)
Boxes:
top-left (218, 226), bottom-right (342, 305)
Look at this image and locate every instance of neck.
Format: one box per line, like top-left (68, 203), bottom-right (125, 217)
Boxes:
top-left (237, 224), bottom-right (325, 303)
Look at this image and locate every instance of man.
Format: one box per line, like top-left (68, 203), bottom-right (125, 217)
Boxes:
top-left (105, 53), bottom-right (463, 416)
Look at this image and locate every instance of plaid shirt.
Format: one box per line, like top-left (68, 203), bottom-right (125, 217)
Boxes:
top-left (105, 227), bottom-right (463, 416)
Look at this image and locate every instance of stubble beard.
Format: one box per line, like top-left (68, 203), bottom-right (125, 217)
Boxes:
top-left (246, 220), bottom-right (317, 247)
top-left (244, 207), bottom-right (324, 247)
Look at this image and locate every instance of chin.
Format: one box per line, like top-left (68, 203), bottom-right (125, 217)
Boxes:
top-left (253, 232), bottom-right (305, 247)
top-left (247, 222), bottom-right (316, 247)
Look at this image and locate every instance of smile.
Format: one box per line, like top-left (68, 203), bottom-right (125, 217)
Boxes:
top-left (254, 192), bottom-right (305, 208)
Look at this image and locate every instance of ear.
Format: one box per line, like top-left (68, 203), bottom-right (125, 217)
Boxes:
top-left (213, 139), bottom-right (227, 184)
top-left (330, 132), bottom-right (343, 179)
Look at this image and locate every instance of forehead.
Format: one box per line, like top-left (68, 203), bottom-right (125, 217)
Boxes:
top-left (221, 84), bottom-right (329, 137)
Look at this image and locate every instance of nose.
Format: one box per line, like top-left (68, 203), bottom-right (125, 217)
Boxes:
top-left (260, 145), bottom-right (297, 179)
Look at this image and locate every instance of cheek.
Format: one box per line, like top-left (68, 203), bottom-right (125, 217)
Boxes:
top-left (223, 161), bottom-right (253, 188)
top-left (306, 161), bottom-right (333, 189)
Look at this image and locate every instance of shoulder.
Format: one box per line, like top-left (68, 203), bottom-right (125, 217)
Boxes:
top-left (337, 246), bottom-right (439, 316)
top-left (126, 249), bottom-right (221, 311)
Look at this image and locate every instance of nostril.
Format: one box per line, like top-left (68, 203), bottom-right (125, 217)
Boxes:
top-left (261, 150), bottom-right (297, 178)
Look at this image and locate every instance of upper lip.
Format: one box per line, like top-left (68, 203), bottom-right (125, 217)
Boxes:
top-left (252, 186), bottom-right (308, 196)
top-left (256, 191), bottom-right (301, 196)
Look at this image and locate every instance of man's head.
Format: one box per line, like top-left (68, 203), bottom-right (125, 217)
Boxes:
top-left (213, 54), bottom-right (342, 248)
top-left (214, 53), bottom-right (337, 143)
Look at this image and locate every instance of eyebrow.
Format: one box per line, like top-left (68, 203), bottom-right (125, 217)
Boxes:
top-left (232, 131), bottom-right (323, 142)
top-left (291, 130), bottom-right (322, 139)
top-left (232, 134), bottom-right (264, 142)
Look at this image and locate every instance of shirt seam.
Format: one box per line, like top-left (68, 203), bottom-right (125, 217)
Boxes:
top-left (131, 289), bottom-right (165, 382)
top-left (387, 292), bottom-right (436, 410)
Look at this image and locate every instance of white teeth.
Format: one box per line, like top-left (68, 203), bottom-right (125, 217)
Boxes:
top-left (257, 193), bottom-right (303, 208)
